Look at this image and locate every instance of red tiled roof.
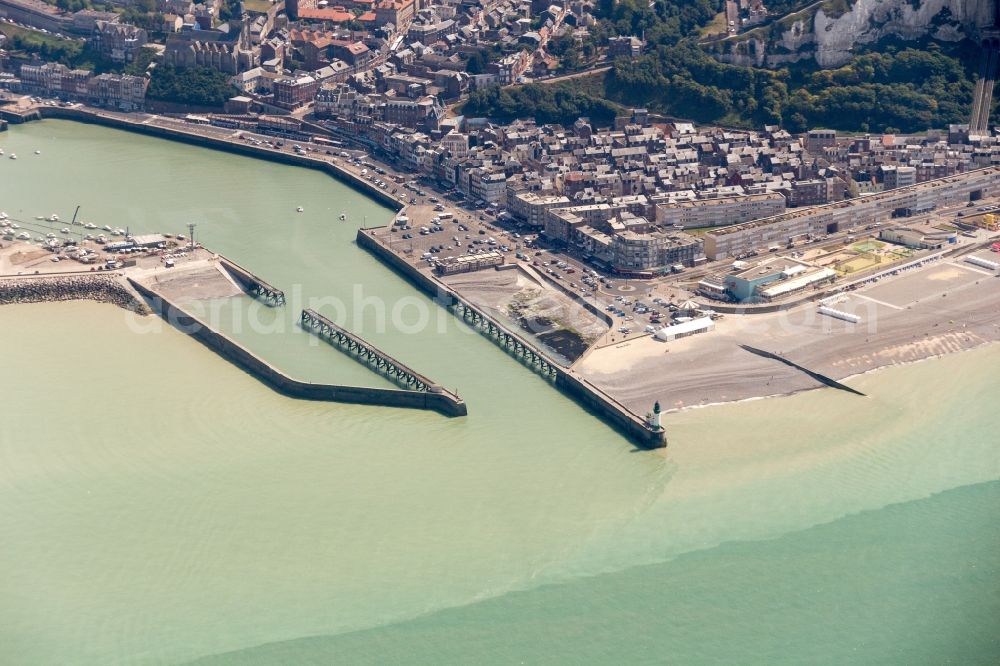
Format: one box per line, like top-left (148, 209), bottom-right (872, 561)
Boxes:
top-left (299, 8), bottom-right (355, 22)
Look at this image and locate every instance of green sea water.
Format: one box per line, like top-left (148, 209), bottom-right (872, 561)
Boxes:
top-left (1, 121), bottom-right (998, 664)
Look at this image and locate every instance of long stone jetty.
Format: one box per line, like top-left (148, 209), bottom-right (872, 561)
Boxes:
top-left (356, 228), bottom-right (666, 448)
top-left (219, 257), bottom-right (286, 307)
top-left (129, 278), bottom-right (467, 418)
top-left (300, 308), bottom-right (466, 411)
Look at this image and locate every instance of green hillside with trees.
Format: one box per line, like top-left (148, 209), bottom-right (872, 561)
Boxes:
top-left (147, 65), bottom-right (239, 108)
top-left (462, 0), bottom-right (982, 132)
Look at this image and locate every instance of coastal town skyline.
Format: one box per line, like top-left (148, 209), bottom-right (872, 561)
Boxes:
top-left (2, 0), bottom-right (999, 663)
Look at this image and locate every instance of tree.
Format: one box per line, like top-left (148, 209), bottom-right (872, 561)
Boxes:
top-left (147, 65), bottom-right (239, 107)
top-left (466, 51), bottom-right (486, 75)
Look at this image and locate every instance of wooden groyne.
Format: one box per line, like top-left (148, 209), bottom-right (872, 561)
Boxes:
top-left (739, 344), bottom-right (866, 397)
top-left (128, 278), bottom-right (468, 417)
top-left (356, 228), bottom-right (666, 448)
top-left (300, 309), bottom-right (466, 414)
top-left (219, 257), bottom-right (285, 306)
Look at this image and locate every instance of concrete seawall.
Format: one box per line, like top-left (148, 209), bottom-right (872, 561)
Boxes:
top-left (26, 107), bottom-right (406, 211)
top-left (301, 308), bottom-right (466, 414)
top-left (128, 278), bottom-right (468, 417)
top-left (356, 229), bottom-right (666, 448)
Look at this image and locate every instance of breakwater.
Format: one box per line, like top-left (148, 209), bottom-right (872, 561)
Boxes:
top-left (300, 308), bottom-right (466, 413)
top-left (0, 274), bottom-right (148, 313)
top-left (219, 257), bottom-right (286, 307)
top-left (128, 278), bottom-right (468, 417)
top-left (357, 228), bottom-right (666, 448)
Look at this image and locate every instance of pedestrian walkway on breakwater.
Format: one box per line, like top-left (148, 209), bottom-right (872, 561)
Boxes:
top-left (355, 227), bottom-right (666, 448)
top-left (219, 257), bottom-right (285, 307)
top-left (300, 308), bottom-right (466, 412)
top-left (128, 278), bottom-right (468, 418)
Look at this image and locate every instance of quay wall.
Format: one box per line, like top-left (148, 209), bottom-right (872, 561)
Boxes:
top-left (357, 229), bottom-right (665, 448)
top-left (27, 107), bottom-right (406, 211)
top-left (129, 278), bottom-right (468, 417)
top-left (0, 273), bottom-right (148, 312)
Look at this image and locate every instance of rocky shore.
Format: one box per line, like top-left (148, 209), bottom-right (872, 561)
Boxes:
top-left (0, 275), bottom-right (150, 314)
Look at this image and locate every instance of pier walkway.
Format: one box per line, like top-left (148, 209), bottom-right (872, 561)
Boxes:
top-left (219, 258), bottom-right (285, 306)
top-left (356, 228), bottom-right (665, 448)
top-left (449, 298), bottom-right (560, 380)
top-left (129, 279), bottom-right (467, 417)
top-left (300, 309), bottom-right (464, 407)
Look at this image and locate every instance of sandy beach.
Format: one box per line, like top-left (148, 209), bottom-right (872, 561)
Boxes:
top-left (576, 256), bottom-right (1000, 412)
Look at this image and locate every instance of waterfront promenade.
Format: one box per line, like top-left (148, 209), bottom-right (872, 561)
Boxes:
top-left (0, 102), bottom-right (407, 211)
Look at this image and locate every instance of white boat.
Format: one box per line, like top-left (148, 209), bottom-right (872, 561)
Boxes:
top-left (46, 232), bottom-right (56, 239)
top-left (0, 148), bottom-right (4, 155)
top-left (102, 225), bottom-right (112, 232)
top-left (60, 228), bottom-right (69, 234)
top-left (49, 214), bottom-right (59, 222)
top-left (9, 154), bottom-right (16, 160)
top-left (297, 206), bottom-right (304, 212)
top-left (84, 222), bottom-right (97, 229)
top-left (35, 215), bottom-right (45, 220)
top-left (16, 232), bottom-right (30, 240)
top-left (339, 212), bottom-right (347, 220)
top-left (112, 228), bottom-right (125, 236)
top-left (0, 211), bottom-right (7, 220)
top-left (34, 150), bottom-right (41, 155)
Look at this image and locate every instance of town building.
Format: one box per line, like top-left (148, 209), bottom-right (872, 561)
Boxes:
top-left (91, 20), bottom-right (148, 65)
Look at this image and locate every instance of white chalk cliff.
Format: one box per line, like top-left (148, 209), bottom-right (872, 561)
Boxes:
top-left (715, 0), bottom-right (994, 69)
